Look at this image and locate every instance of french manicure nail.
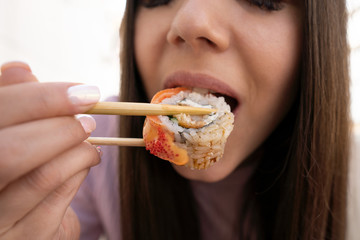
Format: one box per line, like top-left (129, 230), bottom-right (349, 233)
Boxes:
top-left (96, 146), bottom-right (103, 158)
top-left (76, 115), bottom-right (96, 134)
top-left (67, 85), bottom-right (100, 105)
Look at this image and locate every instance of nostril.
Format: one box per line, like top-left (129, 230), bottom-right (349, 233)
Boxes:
top-left (166, 28), bottom-right (185, 46)
top-left (174, 36), bottom-right (185, 45)
top-left (198, 37), bottom-right (216, 47)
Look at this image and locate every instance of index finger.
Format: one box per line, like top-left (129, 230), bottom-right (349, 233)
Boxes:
top-left (0, 62), bottom-right (37, 86)
top-left (0, 82), bottom-right (100, 129)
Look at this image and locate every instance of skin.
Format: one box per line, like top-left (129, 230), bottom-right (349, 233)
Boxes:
top-left (0, 62), bottom-right (101, 239)
top-left (135, 0), bottom-right (304, 182)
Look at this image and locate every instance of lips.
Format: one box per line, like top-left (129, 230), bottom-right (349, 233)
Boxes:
top-left (163, 71), bottom-right (240, 113)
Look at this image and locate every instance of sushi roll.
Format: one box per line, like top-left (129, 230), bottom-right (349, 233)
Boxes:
top-left (143, 87), bottom-right (234, 170)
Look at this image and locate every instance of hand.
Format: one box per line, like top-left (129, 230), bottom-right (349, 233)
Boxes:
top-left (0, 62), bottom-right (101, 239)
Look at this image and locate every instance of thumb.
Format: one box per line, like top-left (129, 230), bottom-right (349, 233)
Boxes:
top-left (56, 207), bottom-right (81, 240)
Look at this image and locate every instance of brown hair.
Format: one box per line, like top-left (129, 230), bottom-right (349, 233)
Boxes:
top-left (119, 0), bottom-right (351, 239)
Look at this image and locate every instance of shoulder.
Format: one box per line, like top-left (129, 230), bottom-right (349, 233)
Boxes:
top-left (347, 127), bottom-right (360, 240)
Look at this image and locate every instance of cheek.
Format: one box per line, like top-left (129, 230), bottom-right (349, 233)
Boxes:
top-left (228, 12), bottom-right (303, 168)
top-left (244, 15), bottom-right (303, 122)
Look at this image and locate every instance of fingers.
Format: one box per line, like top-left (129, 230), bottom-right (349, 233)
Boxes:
top-left (2, 169), bottom-right (89, 240)
top-left (57, 207), bottom-right (81, 240)
top-left (0, 61), bottom-right (100, 128)
top-left (0, 62), bottom-right (36, 86)
top-left (0, 141), bottom-right (100, 231)
top-left (0, 62), bottom-right (101, 239)
top-left (0, 115), bottom-right (96, 190)
top-left (0, 82), bottom-right (100, 129)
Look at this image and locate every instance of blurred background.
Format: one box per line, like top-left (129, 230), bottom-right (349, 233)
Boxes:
top-left (0, 0), bottom-right (359, 125)
top-left (0, 0), bottom-right (124, 100)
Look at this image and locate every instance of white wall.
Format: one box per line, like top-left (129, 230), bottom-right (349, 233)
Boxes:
top-left (348, 0), bottom-right (360, 125)
top-left (0, 0), bottom-right (125, 100)
top-left (0, 0), bottom-right (359, 124)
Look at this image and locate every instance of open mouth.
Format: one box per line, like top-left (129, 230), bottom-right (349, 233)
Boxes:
top-left (175, 87), bottom-right (240, 113)
top-left (213, 93), bottom-right (239, 112)
top-left (172, 88), bottom-right (240, 113)
top-left (164, 71), bottom-right (240, 113)
top-left (186, 88), bottom-right (240, 113)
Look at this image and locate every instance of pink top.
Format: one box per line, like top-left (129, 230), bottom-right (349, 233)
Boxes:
top-left (71, 113), bottom-right (255, 240)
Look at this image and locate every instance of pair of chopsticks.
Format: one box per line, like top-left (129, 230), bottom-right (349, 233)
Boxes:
top-left (85, 102), bottom-right (216, 146)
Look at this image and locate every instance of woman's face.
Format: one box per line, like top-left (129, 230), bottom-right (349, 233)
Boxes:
top-left (135, 0), bottom-right (303, 182)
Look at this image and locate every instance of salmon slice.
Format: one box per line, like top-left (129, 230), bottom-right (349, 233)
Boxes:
top-left (143, 87), bottom-right (189, 165)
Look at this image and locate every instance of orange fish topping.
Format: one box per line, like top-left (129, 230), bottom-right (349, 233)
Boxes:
top-left (143, 87), bottom-right (190, 165)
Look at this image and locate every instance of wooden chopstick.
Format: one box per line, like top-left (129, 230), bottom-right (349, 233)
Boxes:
top-left (85, 102), bottom-right (216, 116)
top-left (85, 102), bottom-right (216, 146)
top-left (87, 137), bottom-right (145, 146)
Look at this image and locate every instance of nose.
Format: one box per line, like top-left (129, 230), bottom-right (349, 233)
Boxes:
top-left (166, 1), bottom-right (230, 52)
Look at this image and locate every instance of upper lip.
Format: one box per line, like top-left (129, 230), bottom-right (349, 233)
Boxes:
top-left (163, 71), bottom-right (239, 102)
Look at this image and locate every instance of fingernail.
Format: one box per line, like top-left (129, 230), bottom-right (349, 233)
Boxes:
top-left (67, 85), bottom-right (100, 106)
top-left (96, 146), bottom-right (103, 158)
top-left (76, 115), bottom-right (96, 134)
top-left (1, 61), bottom-right (32, 73)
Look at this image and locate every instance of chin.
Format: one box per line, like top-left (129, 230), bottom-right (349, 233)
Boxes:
top-left (171, 159), bottom-right (240, 183)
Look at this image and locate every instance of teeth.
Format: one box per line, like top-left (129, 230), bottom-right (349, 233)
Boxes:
top-left (175, 86), bottom-right (238, 112)
top-left (178, 86), bottom-right (221, 96)
top-left (192, 87), bottom-right (210, 94)
top-left (189, 87), bottom-right (219, 95)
